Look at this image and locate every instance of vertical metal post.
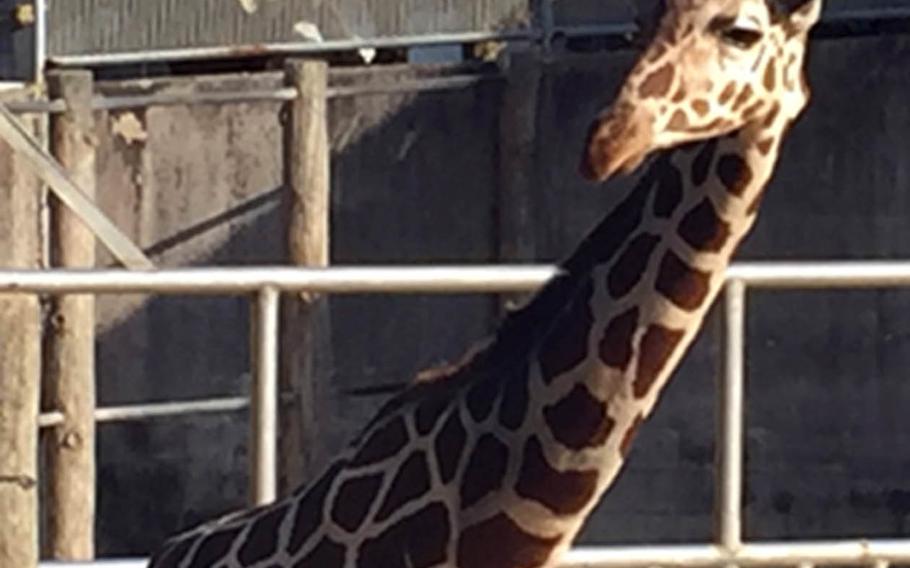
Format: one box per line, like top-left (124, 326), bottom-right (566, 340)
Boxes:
top-left (533, 0), bottom-right (555, 53)
top-left (250, 287), bottom-right (280, 506)
top-left (33, 0), bottom-right (47, 85)
top-left (716, 279), bottom-right (747, 553)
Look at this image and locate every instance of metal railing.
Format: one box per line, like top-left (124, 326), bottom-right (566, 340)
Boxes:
top-left (8, 260), bottom-right (909, 567)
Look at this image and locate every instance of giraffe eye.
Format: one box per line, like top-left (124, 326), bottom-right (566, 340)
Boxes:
top-left (721, 26), bottom-right (763, 48)
top-left (710, 15), bottom-right (764, 49)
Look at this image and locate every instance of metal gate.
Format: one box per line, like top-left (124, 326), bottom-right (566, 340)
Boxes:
top-left (2, 260), bottom-right (908, 567)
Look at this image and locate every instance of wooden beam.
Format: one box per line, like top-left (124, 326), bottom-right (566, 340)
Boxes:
top-left (43, 69), bottom-right (97, 561)
top-left (278, 59), bottom-right (333, 495)
top-left (0, 101), bottom-right (153, 270)
top-left (498, 50), bottom-right (542, 310)
top-left (0, 95), bottom-right (42, 568)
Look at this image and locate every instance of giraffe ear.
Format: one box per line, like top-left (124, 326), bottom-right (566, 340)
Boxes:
top-left (782, 0), bottom-right (823, 36)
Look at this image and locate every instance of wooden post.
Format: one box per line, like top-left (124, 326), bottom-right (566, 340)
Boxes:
top-left (279, 59), bottom-right (333, 493)
top-left (43, 69), bottom-right (97, 560)
top-left (498, 51), bottom-right (542, 309)
top-left (0, 97), bottom-right (42, 568)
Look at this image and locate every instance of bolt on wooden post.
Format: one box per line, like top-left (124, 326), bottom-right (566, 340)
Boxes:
top-left (43, 69), bottom-right (98, 561)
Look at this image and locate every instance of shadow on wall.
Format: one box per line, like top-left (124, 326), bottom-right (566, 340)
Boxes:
top-left (88, 32), bottom-right (910, 555)
top-left (92, 64), bottom-right (507, 555)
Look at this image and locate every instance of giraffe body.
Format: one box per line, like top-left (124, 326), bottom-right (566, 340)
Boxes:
top-left (149, 1), bottom-right (823, 566)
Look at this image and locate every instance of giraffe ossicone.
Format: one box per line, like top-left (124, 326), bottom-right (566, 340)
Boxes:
top-left (149, 1), bottom-right (823, 566)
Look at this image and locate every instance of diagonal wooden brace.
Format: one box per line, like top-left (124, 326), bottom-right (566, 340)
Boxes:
top-left (0, 101), bottom-right (154, 270)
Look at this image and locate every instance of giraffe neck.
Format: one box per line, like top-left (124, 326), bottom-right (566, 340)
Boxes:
top-left (148, 111), bottom-right (795, 568)
top-left (495, 107), bottom-right (791, 549)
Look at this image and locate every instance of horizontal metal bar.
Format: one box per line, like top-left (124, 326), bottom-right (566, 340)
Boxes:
top-left (40, 393), bottom-right (299, 427)
top-left (5, 99), bottom-right (67, 114)
top-left (92, 88), bottom-right (296, 111)
top-left (0, 265), bottom-right (560, 295)
top-left (328, 74), bottom-right (498, 99)
top-left (7, 74), bottom-right (498, 115)
top-left (36, 540), bottom-right (910, 567)
top-left (5, 262), bottom-right (910, 296)
top-left (726, 261), bottom-right (910, 288)
top-left (49, 30), bottom-right (537, 67)
top-left (39, 411), bottom-right (65, 428)
top-left (561, 541), bottom-right (910, 567)
top-left (38, 397), bottom-right (250, 428)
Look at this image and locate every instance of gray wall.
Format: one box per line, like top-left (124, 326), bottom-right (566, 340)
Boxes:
top-left (30, 32), bottom-right (910, 554)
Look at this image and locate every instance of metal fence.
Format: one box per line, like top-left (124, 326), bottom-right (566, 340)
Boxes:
top-left (1, 260), bottom-right (908, 567)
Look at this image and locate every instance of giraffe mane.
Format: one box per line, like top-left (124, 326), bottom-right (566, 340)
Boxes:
top-left (355, 157), bottom-right (666, 439)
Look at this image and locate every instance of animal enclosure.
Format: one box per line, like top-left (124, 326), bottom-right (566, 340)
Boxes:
top-left (2, 3), bottom-right (910, 567)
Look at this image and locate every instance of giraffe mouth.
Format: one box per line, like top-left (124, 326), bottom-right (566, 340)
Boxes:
top-left (580, 103), bottom-right (653, 183)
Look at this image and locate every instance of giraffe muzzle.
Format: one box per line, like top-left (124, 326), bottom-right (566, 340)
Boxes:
top-left (580, 102), bottom-right (653, 183)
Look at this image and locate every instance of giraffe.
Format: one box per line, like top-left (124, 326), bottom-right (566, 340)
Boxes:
top-left (148, 1), bottom-right (823, 566)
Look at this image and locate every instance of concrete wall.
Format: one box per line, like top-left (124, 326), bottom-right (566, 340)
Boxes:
top-left (11, 32), bottom-right (908, 554)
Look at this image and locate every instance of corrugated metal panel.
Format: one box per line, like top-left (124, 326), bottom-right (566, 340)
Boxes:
top-left (553, 0), bottom-right (910, 29)
top-left (47, 0), bottom-right (533, 57)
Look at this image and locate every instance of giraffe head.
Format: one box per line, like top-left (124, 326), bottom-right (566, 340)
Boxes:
top-left (581, 0), bottom-right (822, 182)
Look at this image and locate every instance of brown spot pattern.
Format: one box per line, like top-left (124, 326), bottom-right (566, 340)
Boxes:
top-left (717, 153), bottom-right (754, 196)
top-left (655, 251), bottom-right (712, 311)
top-left (598, 307), bottom-right (640, 370)
top-left (434, 410), bottom-right (467, 484)
top-left (678, 198), bottom-right (730, 253)
top-left (544, 384), bottom-right (615, 450)
top-left (498, 364), bottom-right (530, 431)
top-left (668, 109), bottom-right (689, 131)
top-left (756, 138), bottom-right (775, 156)
top-left (653, 163), bottom-right (683, 218)
top-left (457, 513), bottom-right (560, 568)
top-left (743, 101), bottom-right (766, 122)
top-left (415, 395), bottom-right (448, 436)
top-left (763, 59), bottom-right (777, 92)
top-left (691, 99), bottom-right (710, 117)
top-left (376, 452), bottom-right (431, 521)
top-left (763, 103), bottom-right (781, 128)
top-left (672, 84), bottom-right (687, 103)
top-left (350, 418), bottom-right (408, 467)
top-left (358, 502), bottom-right (450, 568)
top-left (638, 63), bottom-right (675, 98)
top-left (732, 85), bottom-right (754, 112)
top-left (150, 536), bottom-right (194, 568)
top-left (299, 537), bottom-right (346, 567)
top-left (690, 117), bottom-right (730, 135)
top-left (466, 376), bottom-right (499, 422)
top-left (237, 504), bottom-right (289, 565)
top-left (460, 434), bottom-right (509, 509)
top-left (634, 325), bottom-right (685, 399)
top-left (608, 233), bottom-right (660, 299)
top-left (332, 474), bottom-right (383, 532)
top-left (568, 169), bottom-right (650, 269)
top-left (516, 437), bottom-right (599, 515)
top-left (719, 82), bottom-right (737, 105)
top-left (538, 279), bottom-right (595, 384)
top-left (691, 139), bottom-right (718, 186)
top-left (287, 461), bottom-right (343, 555)
top-left (620, 413), bottom-right (645, 458)
top-left (188, 528), bottom-right (242, 568)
